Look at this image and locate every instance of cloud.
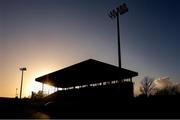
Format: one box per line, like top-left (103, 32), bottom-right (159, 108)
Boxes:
top-left (135, 76), bottom-right (180, 96)
top-left (154, 76), bottom-right (173, 89)
top-left (154, 76), bottom-right (180, 92)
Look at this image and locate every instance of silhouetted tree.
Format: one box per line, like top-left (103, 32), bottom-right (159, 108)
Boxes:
top-left (140, 77), bottom-right (156, 97)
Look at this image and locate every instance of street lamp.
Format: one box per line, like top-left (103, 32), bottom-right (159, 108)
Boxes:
top-left (108, 3), bottom-right (128, 68)
top-left (15, 88), bottom-right (18, 98)
top-left (19, 67), bottom-right (27, 99)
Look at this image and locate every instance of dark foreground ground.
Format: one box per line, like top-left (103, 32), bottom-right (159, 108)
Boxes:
top-left (0, 96), bottom-right (180, 119)
top-left (0, 98), bottom-right (49, 119)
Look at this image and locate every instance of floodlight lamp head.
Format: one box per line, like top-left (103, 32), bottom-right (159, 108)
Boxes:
top-left (116, 7), bottom-right (120, 12)
top-left (108, 3), bottom-right (128, 19)
top-left (123, 3), bottom-right (127, 7)
top-left (119, 3), bottom-right (128, 15)
top-left (20, 67), bottom-right (27, 71)
top-left (112, 9), bottom-right (117, 16)
top-left (108, 10), bottom-right (117, 19)
top-left (108, 13), bottom-right (113, 19)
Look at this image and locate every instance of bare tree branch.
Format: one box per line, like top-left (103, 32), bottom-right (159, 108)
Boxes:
top-left (140, 76), bottom-right (156, 97)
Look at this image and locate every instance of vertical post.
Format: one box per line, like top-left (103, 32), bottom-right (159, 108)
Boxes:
top-left (130, 78), bottom-right (132, 82)
top-left (116, 13), bottom-right (121, 68)
top-left (16, 88), bottom-right (18, 98)
top-left (42, 83), bottom-right (44, 92)
top-left (108, 3), bottom-right (128, 68)
top-left (20, 70), bottom-right (23, 99)
top-left (19, 67), bottom-right (26, 99)
top-left (54, 87), bottom-right (56, 92)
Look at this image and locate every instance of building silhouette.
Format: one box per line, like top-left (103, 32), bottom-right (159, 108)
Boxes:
top-left (35, 59), bottom-right (138, 99)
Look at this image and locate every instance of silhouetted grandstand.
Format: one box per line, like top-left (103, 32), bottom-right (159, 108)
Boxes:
top-left (35, 59), bottom-right (138, 102)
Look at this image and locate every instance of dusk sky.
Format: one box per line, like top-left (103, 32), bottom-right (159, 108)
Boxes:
top-left (0, 0), bottom-right (179, 97)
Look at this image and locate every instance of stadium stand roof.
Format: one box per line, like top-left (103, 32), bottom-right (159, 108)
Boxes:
top-left (35, 59), bottom-right (138, 88)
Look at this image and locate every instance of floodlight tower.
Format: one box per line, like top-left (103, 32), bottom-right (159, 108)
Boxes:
top-left (108, 3), bottom-right (128, 68)
top-left (19, 67), bottom-right (27, 99)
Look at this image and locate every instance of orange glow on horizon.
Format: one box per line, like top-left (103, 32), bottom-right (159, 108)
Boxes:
top-left (28, 69), bottom-right (56, 96)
